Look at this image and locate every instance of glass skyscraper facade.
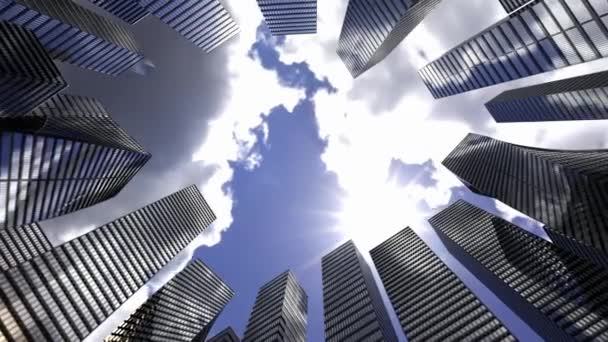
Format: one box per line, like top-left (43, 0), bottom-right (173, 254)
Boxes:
top-left (87, 0), bottom-right (149, 25)
top-left (370, 227), bottom-right (515, 342)
top-left (419, 0), bottom-right (608, 98)
top-left (499, 0), bottom-right (534, 14)
top-left (0, 22), bottom-right (67, 117)
top-left (257, 0), bottom-right (317, 36)
top-left (443, 133), bottom-right (608, 269)
top-left (107, 259), bottom-right (234, 342)
top-left (321, 240), bottom-right (398, 342)
top-left (337, 0), bottom-right (443, 78)
top-left (242, 271), bottom-right (307, 342)
top-left (486, 69), bottom-right (608, 122)
top-left (207, 327), bottom-right (240, 342)
top-left (0, 222), bottom-right (51, 272)
top-left (0, 94), bottom-right (150, 231)
top-left (0, 0), bottom-right (144, 76)
top-left (430, 200), bottom-right (608, 341)
top-left (0, 185), bottom-right (215, 341)
top-left (138, 0), bottom-right (240, 53)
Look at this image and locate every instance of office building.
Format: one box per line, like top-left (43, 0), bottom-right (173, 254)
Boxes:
top-left (242, 271), bottom-right (307, 342)
top-left (337, 0), bottom-right (443, 78)
top-left (0, 223), bottom-right (51, 272)
top-left (0, 22), bottom-right (67, 117)
top-left (257, 0), bottom-right (317, 36)
top-left (107, 259), bottom-right (234, 342)
top-left (138, 0), bottom-right (240, 53)
top-left (87, 0), bottom-right (149, 25)
top-left (0, 94), bottom-right (150, 231)
top-left (499, 0), bottom-right (533, 14)
top-left (0, 185), bottom-right (215, 341)
top-left (206, 327), bottom-right (240, 342)
top-left (419, 0), bottom-right (608, 98)
top-left (0, 0), bottom-right (144, 76)
top-left (322, 240), bottom-right (398, 342)
top-left (443, 133), bottom-right (608, 268)
top-left (370, 227), bottom-right (515, 342)
top-left (429, 200), bottom-right (608, 341)
top-left (485, 69), bottom-right (608, 122)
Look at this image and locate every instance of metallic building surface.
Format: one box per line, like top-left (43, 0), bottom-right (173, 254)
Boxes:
top-left (429, 200), bottom-right (608, 341)
top-left (106, 259), bottom-right (234, 342)
top-left (0, 94), bottom-right (150, 231)
top-left (138, 0), bottom-right (240, 53)
top-left (242, 270), bottom-right (307, 342)
top-left (499, 0), bottom-right (534, 14)
top-left (0, 223), bottom-right (51, 272)
top-left (443, 133), bottom-right (608, 268)
top-left (337, 0), bottom-right (443, 78)
top-left (321, 240), bottom-right (398, 342)
top-left (486, 69), bottom-right (608, 122)
top-left (206, 326), bottom-right (240, 342)
top-left (419, 0), bottom-right (608, 99)
top-left (0, 185), bottom-right (215, 341)
top-left (0, 0), bottom-right (144, 76)
top-left (0, 22), bottom-right (67, 117)
top-left (87, 0), bottom-right (149, 25)
top-left (257, 0), bottom-right (317, 36)
top-left (370, 227), bottom-right (515, 342)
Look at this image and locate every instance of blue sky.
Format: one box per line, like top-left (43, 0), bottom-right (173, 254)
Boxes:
top-left (43, 0), bottom-right (608, 341)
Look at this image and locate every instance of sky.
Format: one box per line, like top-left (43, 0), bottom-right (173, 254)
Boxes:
top-left (36, 0), bottom-right (608, 341)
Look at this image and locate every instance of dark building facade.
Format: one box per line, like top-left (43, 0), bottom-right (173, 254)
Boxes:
top-left (87, 0), bottom-right (149, 25)
top-left (0, 222), bottom-right (51, 272)
top-left (429, 200), bottom-right (608, 341)
top-left (485, 69), bottom-right (608, 122)
top-left (419, 0), bottom-right (608, 98)
top-left (0, 22), bottom-right (67, 117)
top-left (242, 271), bottom-right (307, 342)
top-left (0, 94), bottom-right (150, 231)
top-left (0, 185), bottom-right (215, 341)
top-left (321, 240), bottom-right (398, 342)
top-left (257, 0), bottom-right (317, 36)
top-left (370, 227), bottom-right (515, 342)
top-left (206, 327), bottom-right (240, 342)
top-left (443, 133), bottom-right (608, 269)
top-left (499, 0), bottom-right (533, 14)
top-left (138, 0), bottom-right (240, 53)
top-left (106, 259), bottom-right (234, 342)
top-left (0, 0), bottom-right (144, 76)
top-left (337, 0), bottom-right (443, 78)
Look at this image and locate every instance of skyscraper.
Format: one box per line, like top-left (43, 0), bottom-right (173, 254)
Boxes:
top-left (337, 0), bottom-right (444, 78)
top-left (206, 327), bottom-right (240, 342)
top-left (0, 223), bottom-right (51, 272)
top-left (87, 0), bottom-right (149, 25)
top-left (242, 271), bottom-right (307, 342)
top-left (0, 0), bottom-right (144, 76)
top-left (485, 69), bottom-right (608, 122)
top-left (257, 0), bottom-right (317, 36)
top-left (138, 0), bottom-right (240, 53)
top-left (419, 0), bottom-right (608, 98)
top-left (370, 227), bottom-right (515, 342)
top-left (106, 259), bottom-right (234, 342)
top-left (0, 185), bottom-right (215, 341)
top-left (429, 200), bottom-right (608, 341)
top-left (0, 22), bottom-right (67, 117)
top-left (0, 94), bottom-right (150, 231)
top-left (499, 0), bottom-right (533, 14)
top-left (442, 133), bottom-right (608, 268)
top-left (321, 240), bottom-right (398, 342)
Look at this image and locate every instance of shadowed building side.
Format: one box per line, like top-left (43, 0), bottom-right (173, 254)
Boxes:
top-left (499, 0), bottom-right (534, 14)
top-left (206, 327), bottom-right (240, 342)
top-left (370, 227), bottom-right (516, 342)
top-left (442, 133), bottom-right (608, 269)
top-left (0, 22), bottom-right (67, 117)
top-left (0, 185), bottom-right (215, 341)
top-left (86, 0), bottom-right (149, 25)
top-left (257, 0), bottom-right (317, 36)
top-left (429, 200), bottom-right (608, 341)
top-left (0, 223), bottom-right (51, 272)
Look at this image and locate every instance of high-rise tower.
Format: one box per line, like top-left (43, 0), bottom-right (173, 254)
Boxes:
top-left (337, 0), bottom-right (443, 78)
top-left (429, 200), bottom-right (608, 341)
top-left (106, 259), bottom-right (234, 342)
top-left (370, 227), bottom-right (516, 342)
top-left (0, 223), bottom-right (51, 272)
top-left (242, 271), bottom-right (307, 342)
top-left (87, 0), bottom-right (149, 25)
top-left (485, 69), bottom-right (608, 122)
top-left (0, 185), bottom-right (215, 341)
top-left (443, 133), bottom-right (608, 268)
top-left (0, 94), bottom-right (150, 231)
top-left (499, 0), bottom-right (533, 14)
top-left (0, 0), bottom-right (144, 76)
top-left (207, 327), bottom-right (240, 342)
top-left (420, 0), bottom-right (608, 98)
top-left (257, 0), bottom-right (317, 36)
top-left (321, 240), bottom-right (398, 342)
